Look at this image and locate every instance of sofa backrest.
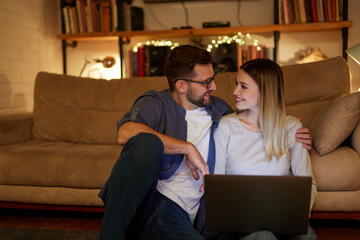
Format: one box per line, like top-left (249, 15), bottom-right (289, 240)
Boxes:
top-left (282, 57), bottom-right (350, 132)
top-left (32, 73), bottom-right (169, 144)
top-left (32, 57), bottom-right (349, 144)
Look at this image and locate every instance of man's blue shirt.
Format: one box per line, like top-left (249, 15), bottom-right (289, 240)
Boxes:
top-left (117, 89), bottom-right (233, 179)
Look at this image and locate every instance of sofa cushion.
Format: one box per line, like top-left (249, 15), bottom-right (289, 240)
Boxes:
top-left (350, 121), bottom-right (360, 154)
top-left (0, 185), bottom-right (104, 206)
top-left (0, 140), bottom-right (121, 188)
top-left (312, 190), bottom-right (360, 212)
top-left (281, 57), bottom-right (350, 131)
top-left (32, 72), bottom-right (168, 144)
top-left (310, 146), bottom-right (360, 191)
top-left (313, 92), bottom-right (360, 156)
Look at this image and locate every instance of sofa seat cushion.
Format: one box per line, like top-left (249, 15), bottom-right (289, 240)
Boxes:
top-left (0, 185), bottom-right (104, 206)
top-left (0, 140), bottom-right (121, 188)
top-left (312, 190), bottom-right (360, 212)
top-left (310, 146), bottom-right (360, 191)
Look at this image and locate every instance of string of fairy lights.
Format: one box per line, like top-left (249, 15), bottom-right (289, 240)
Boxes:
top-left (206, 32), bottom-right (262, 52)
top-left (132, 32), bottom-right (263, 53)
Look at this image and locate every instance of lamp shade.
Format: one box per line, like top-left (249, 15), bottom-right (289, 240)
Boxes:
top-left (346, 43), bottom-right (360, 65)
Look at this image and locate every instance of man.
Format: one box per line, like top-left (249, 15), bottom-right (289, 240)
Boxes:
top-left (99, 45), bottom-right (312, 240)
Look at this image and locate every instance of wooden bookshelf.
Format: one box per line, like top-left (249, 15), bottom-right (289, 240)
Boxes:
top-left (57, 21), bottom-right (353, 41)
top-left (58, 0), bottom-right (351, 77)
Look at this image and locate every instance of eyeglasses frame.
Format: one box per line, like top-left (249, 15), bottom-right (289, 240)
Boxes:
top-left (174, 72), bottom-right (217, 89)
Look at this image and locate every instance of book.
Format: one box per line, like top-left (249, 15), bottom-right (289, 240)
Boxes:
top-left (85, 0), bottom-right (93, 32)
top-left (327, 0), bottom-right (332, 21)
top-left (117, 0), bottom-right (125, 31)
top-left (137, 46), bottom-right (144, 77)
top-left (111, 0), bottom-right (118, 32)
top-left (288, 0), bottom-right (295, 24)
top-left (62, 6), bottom-right (71, 33)
top-left (331, 0), bottom-right (336, 21)
top-left (339, 0), bottom-right (343, 21)
top-left (124, 2), bottom-right (132, 31)
top-left (68, 6), bottom-right (79, 33)
top-left (236, 44), bottom-right (242, 70)
top-left (283, 0), bottom-right (290, 24)
top-left (311, 0), bottom-right (318, 22)
top-left (298, 0), bottom-right (307, 23)
top-left (278, 0), bottom-right (285, 24)
top-left (91, 1), bottom-right (98, 32)
top-left (304, 0), bottom-right (313, 22)
top-left (100, 2), bottom-right (111, 32)
top-left (76, 0), bottom-right (88, 33)
top-left (316, 0), bottom-right (324, 22)
top-left (294, 0), bottom-right (301, 23)
top-left (323, 0), bottom-right (329, 22)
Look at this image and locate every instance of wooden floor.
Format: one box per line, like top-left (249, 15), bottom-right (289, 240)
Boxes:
top-left (1, 209), bottom-right (360, 239)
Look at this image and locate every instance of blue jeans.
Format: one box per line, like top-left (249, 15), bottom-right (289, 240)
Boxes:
top-left (99, 133), bottom-right (164, 240)
top-left (139, 192), bottom-right (205, 240)
top-left (225, 225), bottom-right (317, 240)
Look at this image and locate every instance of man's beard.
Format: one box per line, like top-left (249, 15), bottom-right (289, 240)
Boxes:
top-left (186, 87), bottom-right (212, 108)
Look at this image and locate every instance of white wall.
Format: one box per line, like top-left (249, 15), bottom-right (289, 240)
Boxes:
top-left (0, 0), bottom-right (359, 114)
top-left (0, 0), bottom-right (61, 115)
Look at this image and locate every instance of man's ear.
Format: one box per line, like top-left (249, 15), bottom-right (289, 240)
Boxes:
top-left (175, 80), bottom-right (187, 93)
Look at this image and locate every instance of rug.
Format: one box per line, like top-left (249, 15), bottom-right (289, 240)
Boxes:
top-left (0, 228), bottom-right (99, 240)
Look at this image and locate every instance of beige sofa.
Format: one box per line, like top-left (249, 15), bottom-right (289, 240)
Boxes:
top-left (0, 57), bottom-right (359, 218)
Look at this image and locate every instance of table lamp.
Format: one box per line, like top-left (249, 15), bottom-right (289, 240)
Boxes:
top-left (346, 43), bottom-right (360, 65)
top-left (79, 56), bottom-right (116, 77)
top-left (346, 43), bottom-right (360, 92)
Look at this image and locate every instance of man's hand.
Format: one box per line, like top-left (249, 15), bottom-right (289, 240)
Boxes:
top-left (185, 143), bottom-right (210, 192)
top-left (296, 128), bottom-right (312, 151)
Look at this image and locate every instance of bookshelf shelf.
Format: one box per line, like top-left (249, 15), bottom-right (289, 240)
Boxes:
top-left (57, 21), bottom-right (353, 41)
top-left (58, 0), bottom-right (350, 77)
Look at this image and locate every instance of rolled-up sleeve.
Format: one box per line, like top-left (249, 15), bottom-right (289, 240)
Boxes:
top-left (117, 95), bottom-right (163, 132)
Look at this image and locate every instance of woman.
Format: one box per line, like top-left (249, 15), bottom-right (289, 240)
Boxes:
top-left (214, 59), bottom-right (317, 240)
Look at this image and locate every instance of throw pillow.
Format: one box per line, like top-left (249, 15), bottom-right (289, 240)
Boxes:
top-left (313, 92), bottom-right (360, 156)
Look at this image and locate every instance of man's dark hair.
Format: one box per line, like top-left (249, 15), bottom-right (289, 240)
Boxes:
top-left (165, 45), bottom-right (212, 91)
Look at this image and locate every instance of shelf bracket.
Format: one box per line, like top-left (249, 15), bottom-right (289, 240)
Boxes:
top-left (66, 41), bottom-right (78, 48)
top-left (61, 40), bottom-right (78, 74)
top-left (273, 31), bottom-right (280, 63)
top-left (342, 27), bottom-right (348, 60)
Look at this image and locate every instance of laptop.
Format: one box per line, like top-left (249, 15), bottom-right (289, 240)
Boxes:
top-left (204, 175), bottom-right (312, 235)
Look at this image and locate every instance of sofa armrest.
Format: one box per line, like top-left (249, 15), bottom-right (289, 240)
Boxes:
top-left (0, 112), bottom-right (33, 145)
top-left (350, 121), bottom-right (360, 154)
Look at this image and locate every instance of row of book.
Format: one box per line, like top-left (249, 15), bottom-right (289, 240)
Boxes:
top-left (128, 46), bottom-right (171, 77)
top-left (278, 0), bottom-right (345, 24)
top-left (126, 44), bottom-right (270, 78)
top-left (61, 0), bottom-right (142, 34)
top-left (212, 43), bottom-right (270, 73)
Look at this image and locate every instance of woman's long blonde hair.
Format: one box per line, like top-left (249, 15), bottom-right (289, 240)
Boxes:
top-left (240, 59), bottom-right (290, 161)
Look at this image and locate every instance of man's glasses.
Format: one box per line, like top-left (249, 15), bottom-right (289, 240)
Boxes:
top-left (175, 73), bottom-right (217, 90)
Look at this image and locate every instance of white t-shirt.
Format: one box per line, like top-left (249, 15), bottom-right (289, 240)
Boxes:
top-left (214, 113), bottom-right (317, 210)
top-left (157, 107), bottom-right (212, 223)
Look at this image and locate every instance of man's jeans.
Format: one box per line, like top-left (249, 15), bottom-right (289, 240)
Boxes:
top-left (99, 133), bottom-right (164, 240)
top-left (225, 225), bottom-right (317, 240)
top-left (138, 192), bottom-right (205, 240)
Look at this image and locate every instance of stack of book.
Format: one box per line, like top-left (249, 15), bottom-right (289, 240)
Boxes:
top-left (128, 45), bottom-right (171, 77)
top-left (61, 0), bottom-right (139, 34)
top-left (278, 0), bottom-right (345, 24)
top-left (212, 43), bottom-right (269, 73)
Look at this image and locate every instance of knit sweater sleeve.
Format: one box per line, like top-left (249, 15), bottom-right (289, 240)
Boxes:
top-left (287, 116), bottom-right (318, 212)
top-left (214, 114), bottom-right (233, 174)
